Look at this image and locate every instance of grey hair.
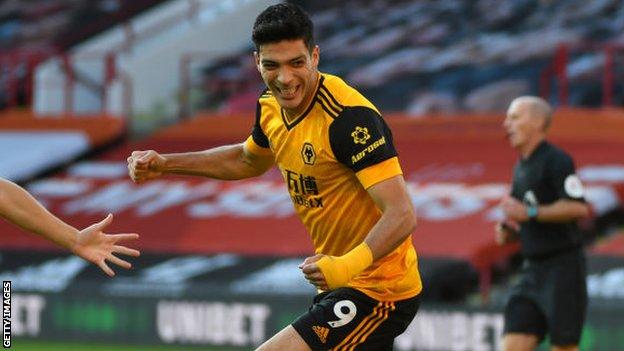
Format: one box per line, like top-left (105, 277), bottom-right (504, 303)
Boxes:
top-left (510, 96), bottom-right (553, 130)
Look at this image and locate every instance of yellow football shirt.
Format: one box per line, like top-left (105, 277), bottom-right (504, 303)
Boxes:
top-left (244, 72), bottom-right (422, 301)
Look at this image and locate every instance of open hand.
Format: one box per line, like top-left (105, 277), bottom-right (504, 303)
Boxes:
top-left (72, 214), bottom-right (140, 277)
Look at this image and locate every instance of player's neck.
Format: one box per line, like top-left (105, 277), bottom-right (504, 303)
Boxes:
top-left (520, 136), bottom-right (545, 159)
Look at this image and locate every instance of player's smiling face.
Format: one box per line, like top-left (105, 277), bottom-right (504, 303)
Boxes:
top-left (255, 39), bottom-right (319, 118)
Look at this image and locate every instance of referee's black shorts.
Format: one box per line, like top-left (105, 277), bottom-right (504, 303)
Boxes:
top-left (292, 287), bottom-right (419, 351)
top-left (504, 248), bottom-right (587, 346)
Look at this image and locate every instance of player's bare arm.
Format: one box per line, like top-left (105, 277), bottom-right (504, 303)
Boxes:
top-left (364, 174), bottom-right (417, 258)
top-left (301, 175), bottom-right (416, 290)
top-left (0, 178), bottom-right (140, 277)
top-left (127, 143), bottom-right (274, 183)
top-left (501, 196), bottom-right (589, 223)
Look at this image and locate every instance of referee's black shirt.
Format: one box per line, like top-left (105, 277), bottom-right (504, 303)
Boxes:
top-left (510, 141), bottom-right (586, 259)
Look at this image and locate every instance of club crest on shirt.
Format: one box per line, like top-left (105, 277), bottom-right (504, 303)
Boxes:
top-left (564, 174), bottom-right (585, 198)
top-left (301, 142), bottom-right (316, 165)
top-left (351, 126), bottom-right (371, 145)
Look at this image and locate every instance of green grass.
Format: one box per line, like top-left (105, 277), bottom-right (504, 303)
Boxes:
top-left (12, 340), bottom-right (241, 351)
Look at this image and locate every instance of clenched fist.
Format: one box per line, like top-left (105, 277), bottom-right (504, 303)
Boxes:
top-left (127, 150), bottom-right (165, 183)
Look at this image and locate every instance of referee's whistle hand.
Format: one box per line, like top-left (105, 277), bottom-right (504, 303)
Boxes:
top-left (494, 221), bottom-right (520, 245)
top-left (500, 196), bottom-right (529, 222)
top-left (495, 223), bottom-right (511, 245)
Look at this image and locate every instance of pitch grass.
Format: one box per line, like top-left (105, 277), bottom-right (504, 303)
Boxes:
top-left (12, 340), bottom-right (242, 351)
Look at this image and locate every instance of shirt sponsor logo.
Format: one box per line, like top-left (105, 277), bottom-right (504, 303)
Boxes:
top-left (351, 126), bottom-right (371, 145)
top-left (351, 137), bottom-right (386, 164)
top-left (285, 170), bottom-right (323, 209)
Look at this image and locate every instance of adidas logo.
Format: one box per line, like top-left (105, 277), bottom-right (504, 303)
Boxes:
top-left (312, 325), bottom-right (329, 344)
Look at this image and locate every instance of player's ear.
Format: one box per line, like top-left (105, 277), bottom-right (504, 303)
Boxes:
top-left (311, 45), bottom-right (320, 68)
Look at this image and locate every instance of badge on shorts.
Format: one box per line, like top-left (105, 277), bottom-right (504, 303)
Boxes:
top-left (564, 174), bottom-right (584, 198)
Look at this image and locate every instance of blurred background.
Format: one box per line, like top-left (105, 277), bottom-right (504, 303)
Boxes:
top-left (0, 0), bottom-right (623, 350)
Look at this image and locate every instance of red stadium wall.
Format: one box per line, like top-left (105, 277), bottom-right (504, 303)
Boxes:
top-left (0, 109), bottom-right (126, 147)
top-left (0, 109), bottom-right (622, 269)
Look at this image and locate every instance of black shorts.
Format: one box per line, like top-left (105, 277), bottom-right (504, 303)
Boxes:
top-left (292, 288), bottom-right (420, 351)
top-left (504, 248), bottom-right (587, 346)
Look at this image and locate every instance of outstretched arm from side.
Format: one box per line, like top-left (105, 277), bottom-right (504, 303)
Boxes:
top-left (128, 142), bottom-right (274, 183)
top-left (0, 178), bottom-right (140, 276)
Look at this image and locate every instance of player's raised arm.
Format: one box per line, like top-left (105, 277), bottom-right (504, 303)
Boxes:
top-left (127, 142), bottom-right (274, 183)
top-left (0, 178), bottom-right (139, 277)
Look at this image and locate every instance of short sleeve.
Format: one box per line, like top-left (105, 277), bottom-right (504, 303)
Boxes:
top-left (329, 106), bottom-right (398, 173)
top-left (244, 136), bottom-right (272, 156)
top-left (356, 157), bottom-right (403, 189)
top-left (548, 152), bottom-right (585, 201)
top-left (251, 101), bottom-right (270, 149)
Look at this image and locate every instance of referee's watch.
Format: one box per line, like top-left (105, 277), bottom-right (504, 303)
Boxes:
top-left (526, 205), bottom-right (538, 220)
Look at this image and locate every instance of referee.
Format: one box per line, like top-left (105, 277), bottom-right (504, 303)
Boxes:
top-left (496, 96), bottom-right (589, 351)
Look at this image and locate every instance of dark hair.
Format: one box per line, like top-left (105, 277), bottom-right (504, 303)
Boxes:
top-left (252, 3), bottom-right (314, 52)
